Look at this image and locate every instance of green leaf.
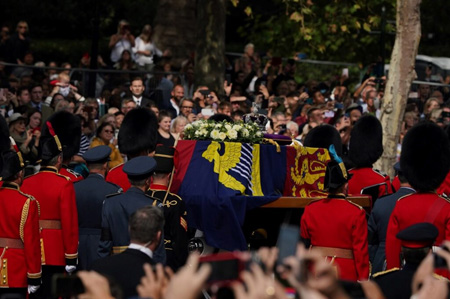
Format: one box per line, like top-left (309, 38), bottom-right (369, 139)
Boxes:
top-left (363, 22), bottom-right (371, 32)
top-left (290, 12), bottom-right (303, 22)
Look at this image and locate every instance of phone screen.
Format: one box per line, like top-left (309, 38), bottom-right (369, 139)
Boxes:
top-left (276, 224), bottom-right (300, 264)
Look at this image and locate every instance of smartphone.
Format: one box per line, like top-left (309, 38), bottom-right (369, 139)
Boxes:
top-left (276, 224), bottom-right (300, 265)
top-left (271, 57), bottom-right (282, 66)
top-left (434, 246), bottom-right (450, 269)
top-left (201, 108), bottom-right (215, 116)
top-left (225, 74), bottom-right (231, 85)
top-left (199, 89), bottom-right (210, 96)
top-left (408, 92), bottom-right (418, 98)
top-left (342, 68), bottom-right (349, 77)
top-left (199, 252), bottom-right (245, 287)
top-left (52, 274), bottom-right (85, 297)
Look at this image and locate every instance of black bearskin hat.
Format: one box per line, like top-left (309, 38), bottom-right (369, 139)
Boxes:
top-left (0, 149), bottom-right (23, 180)
top-left (118, 108), bottom-right (158, 157)
top-left (303, 124), bottom-right (343, 156)
top-left (41, 111), bottom-right (81, 160)
top-left (401, 122), bottom-right (450, 192)
top-left (349, 115), bottom-right (383, 168)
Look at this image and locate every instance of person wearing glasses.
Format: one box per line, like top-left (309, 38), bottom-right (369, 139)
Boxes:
top-left (90, 122), bottom-right (123, 168)
top-left (179, 98), bottom-right (194, 118)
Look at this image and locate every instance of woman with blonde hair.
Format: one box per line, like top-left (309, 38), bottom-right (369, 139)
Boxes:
top-left (132, 24), bottom-right (162, 71)
top-left (170, 115), bottom-right (188, 140)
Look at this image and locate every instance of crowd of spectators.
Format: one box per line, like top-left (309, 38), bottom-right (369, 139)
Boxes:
top-left (3, 18), bottom-right (450, 299)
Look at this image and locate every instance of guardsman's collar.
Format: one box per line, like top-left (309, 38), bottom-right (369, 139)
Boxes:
top-left (40, 166), bottom-right (59, 173)
top-left (2, 181), bottom-right (20, 190)
top-left (327, 193), bottom-right (346, 199)
top-left (149, 183), bottom-right (168, 191)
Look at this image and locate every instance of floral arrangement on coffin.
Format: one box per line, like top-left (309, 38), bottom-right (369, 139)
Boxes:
top-left (183, 120), bottom-right (263, 144)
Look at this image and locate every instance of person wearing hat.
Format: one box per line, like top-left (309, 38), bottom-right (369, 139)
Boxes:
top-left (74, 145), bottom-right (122, 270)
top-left (386, 122), bottom-right (450, 270)
top-left (347, 115), bottom-right (392, 199)
top-left (0, 145), bottom-right (41, 295)
top-left (21, 121), bottom-right (79, 298)
top-left (98, 155), bottom-right (166, 265)
top-left (368, 162), bottom-right (415, 275)
top-left (107, 108), bottom-right (158, 192)
top-left (301, 145), bottom-right (369, 281)
top-left (48, 111), bottom-right (83, 182)
top-left (374, 223), bottom-right (438, 299)
top-left (146, 145), bottom-right (188, 271)
top-left (8, 112), bottom-right (39, 169)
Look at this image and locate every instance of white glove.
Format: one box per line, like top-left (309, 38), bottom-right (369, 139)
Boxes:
top-left (28, 284), bottom-right (40, 294)
top-left (65, 265), bottom-right (77, 274)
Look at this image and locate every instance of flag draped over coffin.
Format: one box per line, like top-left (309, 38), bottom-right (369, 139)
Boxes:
top-left (171, 140), bottom-right (330, 250)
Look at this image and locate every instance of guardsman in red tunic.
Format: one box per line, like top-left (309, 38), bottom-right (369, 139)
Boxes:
top-left (0, 146), bottom-right (41, 296)
top-left (47, 110), bottom-right (83, 182)
top-left (347, 115), bottom-right (392, 199)
top-left (106, 108), bottom-right (158, 191)
top-left (386, 122), bottom-right (450, 270)
top-left (21, 119), bottom-right (78, 298)
top-left (301, 145), bottom-right (369, 281)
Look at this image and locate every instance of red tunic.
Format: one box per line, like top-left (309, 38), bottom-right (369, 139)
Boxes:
top-left (0, 182), bottom-right (41, 288)
top-left (60, 167), bottom-right (83, 182)
top-left (385, 192), bottom-right (450, 269)
top-left (21, 166), bottom-right (79, 266)
top-left (300, 195), bottom-right (370, 281)
top-left (106, 163), bottom-right (130, 192)
top-left (348, 167), bottom-right (392, 198)
top-left (391, 176), bottom-right (401, 193)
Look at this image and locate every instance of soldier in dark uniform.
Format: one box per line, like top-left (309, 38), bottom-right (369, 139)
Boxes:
top-left (91, 206), bottom-right (164, 299)
top-left (347, 115), bottom-right (392, 198)
top-left (0, 144), bottom-right (41, 297)
top-left (74, 145), bottom-right (122, 270)
top-left (107, 108), bottom-right (158, 191)
top-left (368, 162), bottom-right (415, 274)
top-left (373, 222), bottom-right (438, 299)
top-left (48, 111), bottom-right (83, 182)
top-left (147, 145), bottom-right (188, 271)
top-left (98, 156), bottom-right (166, 264)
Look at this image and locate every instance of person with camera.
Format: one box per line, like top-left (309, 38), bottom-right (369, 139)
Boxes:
top-left (109, 20), bottom-right (135, 64)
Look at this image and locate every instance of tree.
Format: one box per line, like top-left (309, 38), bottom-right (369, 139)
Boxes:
top-left (194, 0), bottom-right (227, 92)
top-left (375, 0), bottom-right (421, 176)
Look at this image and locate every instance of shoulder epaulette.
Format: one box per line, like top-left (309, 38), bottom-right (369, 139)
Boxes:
top-left (307, 198), bottom-right (323, 206)
top-left (18, 190), bottom-right (35, 201)
top-left (373, 168), bottom-right (388, 177)
top-left (56, 173), bottom-right (70, 181)
top-left (397, 193), bottom-right (414, 202)
top-left (109, 163), bottom-right (124, 172)
top-left (345, 199), bottom-right (363, 210)
top-left (106, 192), bottom-right (122, 198)
top-left (439, 194), bottom-right (450, 204)
top-left (372, 267), bottom-right (400, 278)
top-left (65, 168), bottom-right (82, 177)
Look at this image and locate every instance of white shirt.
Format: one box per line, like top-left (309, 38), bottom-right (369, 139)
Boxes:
top-left (128, 243), bottom-right (153, 259)
top-left (132, 95), bottom-right (143, 106)
top-left (132, 37), bottom-right (162, 66)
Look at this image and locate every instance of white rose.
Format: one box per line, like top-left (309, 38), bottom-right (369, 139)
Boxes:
top-left (225, 124), bottom-right (232, 130)
top-left (219, 132), bottom-right (227, 141)
top-left (227, 129), bottom-right (238, 139)
top-left (210, 130), bottom-right (220, 139)
top-left (185, 124), bottom-right (193, 130)
top-left (215, 124), bottom-right (222, 129)
top-left (256, 131), bottom-right (263, 137)
top-left (242, 129), bottom-right (249, 137)
top-left (232, 124), bottom-right (242, 131)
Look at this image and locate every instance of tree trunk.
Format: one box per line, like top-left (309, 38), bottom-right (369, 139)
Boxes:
top-left (194, 0), bottom-right (226, 93)
top-left (152, 0), bottom-right (197, 68)
top-left (375, 0), bottom-right (421, 177)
